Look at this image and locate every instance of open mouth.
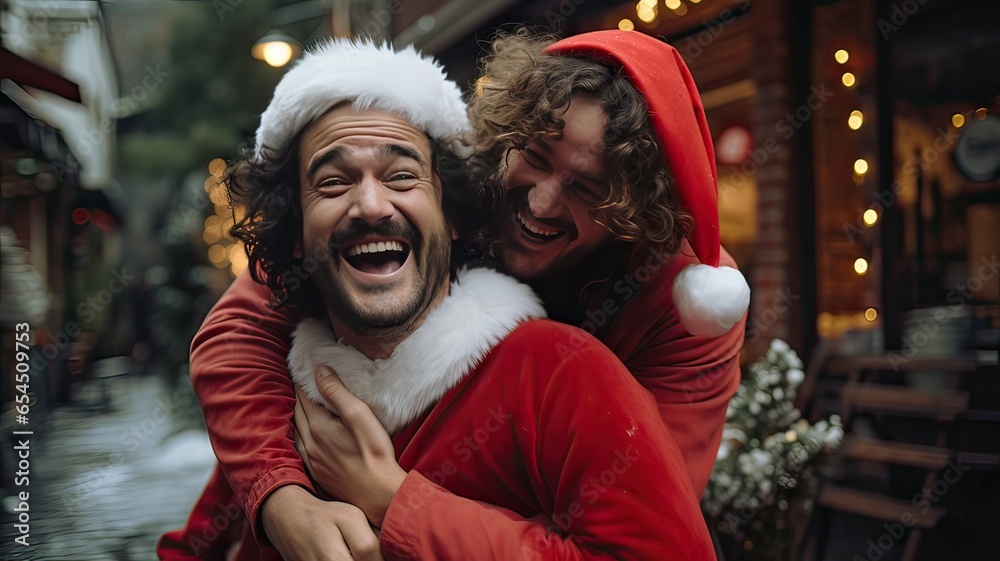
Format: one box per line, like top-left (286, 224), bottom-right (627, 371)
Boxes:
top-left (343, 240), bottom-right (411, 275)
top-left (516, 211), bottom-right (563, 242)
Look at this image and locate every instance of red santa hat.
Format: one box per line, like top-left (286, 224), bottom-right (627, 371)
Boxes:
top-left (253, 38), bottom-right (471, 161)
top-left (544, 31), bottom-right (750, 337)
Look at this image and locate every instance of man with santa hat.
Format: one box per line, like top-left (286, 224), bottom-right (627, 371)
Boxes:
top-left (162, 29), bottom-right (748, 559)
top-left (158, 35), bottom-right (719, 561)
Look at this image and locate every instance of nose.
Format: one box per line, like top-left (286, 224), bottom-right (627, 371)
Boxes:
top-left (347, 175), bottom-right (394, 224)
top-left (526, 175), bottom-right (565, 219)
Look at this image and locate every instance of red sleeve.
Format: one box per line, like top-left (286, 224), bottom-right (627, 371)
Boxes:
top-left (609, 248), bottom-right (745, 497)
top-left (189, 271), bottom-right (313, 541)
top-left (380, 340), bottom-right (716, 561)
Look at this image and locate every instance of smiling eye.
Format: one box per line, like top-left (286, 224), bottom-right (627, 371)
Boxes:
top-left (317, 178), bottom-right (350, 193)
top-left (388, 172), bottom-right (417, 181)
top-left (573, 183), bottom-right (605, 203)
top-left (520, 149), bottom-right (549, 171)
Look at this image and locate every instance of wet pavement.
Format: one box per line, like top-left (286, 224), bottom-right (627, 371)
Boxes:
top-left (0, 375), bottom-right (216, 561)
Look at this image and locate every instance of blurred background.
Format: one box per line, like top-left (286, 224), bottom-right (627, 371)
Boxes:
top-left (0, 0), bottom-right (997, 559)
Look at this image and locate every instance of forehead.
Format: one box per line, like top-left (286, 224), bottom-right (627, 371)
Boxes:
top-left (298, 105), bottom-right (432, 168)
top-left (544, 97), bottom-right (608, 179)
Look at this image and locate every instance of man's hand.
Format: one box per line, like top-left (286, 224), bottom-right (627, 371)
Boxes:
top-left (261, 485), bottom-right (382, 561)
top-left (294, 367), bottom-right (407, 527)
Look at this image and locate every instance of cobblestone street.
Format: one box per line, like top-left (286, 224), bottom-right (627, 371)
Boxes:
top-left (1, 375), bottom-right (216, 561)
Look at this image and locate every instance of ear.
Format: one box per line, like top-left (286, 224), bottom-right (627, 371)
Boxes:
top-left (293, 239), bottom-right (303, 259)
top-left (451, 225), bottom-right (460, 241)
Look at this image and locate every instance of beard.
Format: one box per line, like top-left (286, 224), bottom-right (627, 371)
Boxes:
top-left (311, 219), bottom-right (451, 341)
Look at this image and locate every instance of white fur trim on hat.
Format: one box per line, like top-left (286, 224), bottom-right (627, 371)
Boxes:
top-left (253, 38), bottom-right (471, 161)
top-left (673, 264), bottom-right (750, 337)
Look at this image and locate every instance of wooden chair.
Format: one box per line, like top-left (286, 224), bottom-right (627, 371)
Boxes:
top-left (804, 352), bottom-right (998, 561)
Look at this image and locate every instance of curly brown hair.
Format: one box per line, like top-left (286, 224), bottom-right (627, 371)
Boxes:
top-left (468, 30), bottom-right (691, 253)
top-left (225, 131), bottom-right (473, 311)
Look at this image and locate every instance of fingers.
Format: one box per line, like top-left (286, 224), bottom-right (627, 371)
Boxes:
top-left (315, 367), bottom-right (370, 424)
top-left (336, 505), bottom-right (383, 561)
top-left (315, 366), bottom-right (353, 411)
top-left (311, 368), bottom-right (391, 459)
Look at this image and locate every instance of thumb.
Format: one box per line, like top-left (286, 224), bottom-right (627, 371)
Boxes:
top-left (314, 366), bottom-right (353, 413)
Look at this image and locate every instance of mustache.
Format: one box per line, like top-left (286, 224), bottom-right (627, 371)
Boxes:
top-left (328, 221), bottom-right (420, 254)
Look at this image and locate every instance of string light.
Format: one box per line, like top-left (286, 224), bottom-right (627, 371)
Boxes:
top-left (664, 0), bottom-right (681, 9)
top-left (669, 2), bottom-right (688, 15)
top-left (854, 158), bottom-right (869, 175)
top-left (618, 18), bottom-right (635, 31)
top-left (208, 244), bottom-right (227, 265)
top-left (975, 107), bottom-right (988, 120)
top-left (636, 1), bottom-right (657, 23)
top-left (834, 49), bottom-right (849, 64)
top-left (854, 258), bottom-right (869, 275)
top-left (842, 72), bottom-right (856, 87)
top-left (864, 308), bottom-right (878, 322)
top-left (863, 208), bottom-right (878, 226)
top-left (848, 110), bottom-right (864, 130)
top-left (208, 158), bottom-right (227, 179)
top-left (952, 113), bottom-right (966, 128)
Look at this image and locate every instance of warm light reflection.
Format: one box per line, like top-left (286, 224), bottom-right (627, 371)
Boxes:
top-left (848, 110), bottom-right (864, 130)
top-left (864, 308), bottom-right (878, 322)
top-left (208, 158), bottom-right (227, 178)
top-left (229, 243), bottom-right (249, 277)
top-left (262, 42), bottom-right (294, 67)
top-left (636, 2), bottom-right (657, 23)
top-left (208, 244), bottom-right (227, 265)
top-left (618, 18), bottom-right (635, 31)
top-left (842, 72), bottom-right (856, 87)
top-left (854, 158), bottom-right (869, 175)
top-left (952, 113), bottom-right (966, 128)
top-left (835, 49), bottom-right (849, 64)
top-left (975, 107), bottom-right (988, 120)
top-left (854, 258), bottom-right (869, 275)
top-left (863, 208), bottom-right (878, 226)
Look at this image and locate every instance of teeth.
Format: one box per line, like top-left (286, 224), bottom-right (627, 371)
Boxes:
top-left (345, 240), bottom-right (404, 257)
top-left (518, 212), bottom-right (560, 237)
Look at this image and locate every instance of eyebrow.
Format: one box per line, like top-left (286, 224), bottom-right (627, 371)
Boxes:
top-left (306, 146), bottom-right (347, 184)
top-left (306, 143), bottom-right (426, 184)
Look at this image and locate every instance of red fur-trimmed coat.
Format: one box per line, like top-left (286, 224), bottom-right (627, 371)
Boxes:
top-left (158, 251), bottom-right (743, 560)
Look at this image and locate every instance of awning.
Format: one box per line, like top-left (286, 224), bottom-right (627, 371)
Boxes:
top-left (0, 47), bottom-right (82, 103)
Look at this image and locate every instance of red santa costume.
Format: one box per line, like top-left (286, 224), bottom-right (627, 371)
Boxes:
top-left (161, 267), bottom-right (716, 560)
top-left (159, 30), bottom-right (749, 560)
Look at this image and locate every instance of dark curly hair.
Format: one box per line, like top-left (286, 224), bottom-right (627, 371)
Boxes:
top-left (225, 127), bottom-right (475, 311)
top-left (468, 30), bottom-right (691, 253)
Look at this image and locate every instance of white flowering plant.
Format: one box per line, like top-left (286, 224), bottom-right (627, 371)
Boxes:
top-left (702, 340), bottom-right (844, 560)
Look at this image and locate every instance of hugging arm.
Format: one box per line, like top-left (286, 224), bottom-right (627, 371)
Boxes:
top-left (188, 272), bottom-right (313, 541)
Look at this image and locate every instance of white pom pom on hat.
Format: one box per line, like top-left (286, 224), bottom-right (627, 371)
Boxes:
top-left (545, 31), bottom-right (750, 337)
top-left (253, 38), bottom-right (471, 161)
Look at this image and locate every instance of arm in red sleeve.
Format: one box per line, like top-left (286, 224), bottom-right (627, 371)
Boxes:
top-left (379, 337), bottom-right (716, 561)
top-left (189, 271), bottom-right (313, 540)
top-left (612, 247), bottom-right (746, 497)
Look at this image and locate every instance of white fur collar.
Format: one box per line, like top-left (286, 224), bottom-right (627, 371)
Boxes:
top-left (287, 267), bottom-right (546, 433)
